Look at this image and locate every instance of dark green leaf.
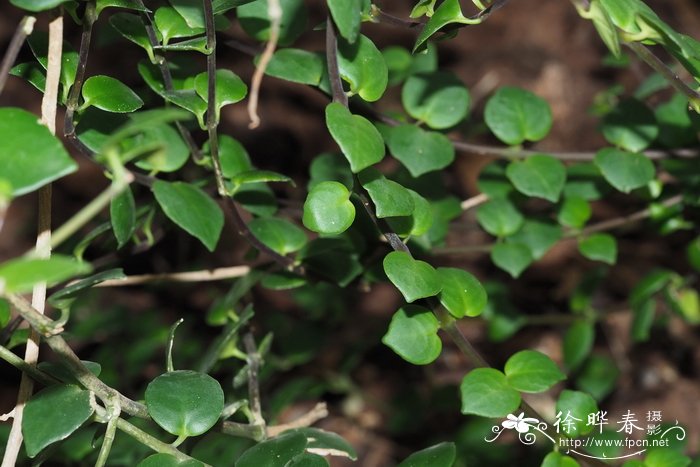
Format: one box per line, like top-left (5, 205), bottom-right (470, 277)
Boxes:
top-left (208, 135), bottom-right (252, 178)
top-left (477, 161), bottom-right (513, 198)
top-left (358, 168), bottom-right (414, 218)
top-left (437, 267), bottom-right (487, 318)
top-left (555, 390), bottom-right (597, 437)
top-left (476, 198), bottom-right (524, 237)
top-left (0, 255), bottom-right (91, 294)
top-left (631, 298), bottom-right (655, 342)
top-left (138, 453), bottom-right (206, 466)
top-left (238, 0), bottom-right (308, 47)
top-left (10, 62), bottom-right (47, 93)
top-left (563, 321), bottom-right (594, 371)
top-left (655, 93), bottom-right (700, 148)
top-left (249, 218), bottom-right (307, 255)
top-left (325, 103), bottom-right (384, 172)
top-left (460, 368), bottom-right (521, 417)
top-left (578, 233), bottom-right (617, 264)
top-left (27, 32), bottom-right (78, 100)
top-left (484, 87), bottom-right (553, 145)
top-left (506, 155), bottom-right (566, 202)
top-left (168, 0), bottom-right (204, 28)
top-left (287, 453), bottom-right (328, 467)
top-left (111, 186), bottom-right (136, 248)
top-left (491, 243), bottom-right (533, 278)
top-left (37, 361), bottom-right (101, 385)
top-left (338, 34), bottom-right (388, 102)
top-left (504, 350), bottom-right (565, 393)
top-left (594, 148), bottom-right (655, 193)
top-left (155, 6), bottom-right (204, 44)
top-left (506, 219), bottom-right (562, 260)
top-left (383, 251), bottom-right (442, 302)
top-left (401, 71), bottom-right (470, 129)
top-left (413, 0), bottom-right (481, 53)
top-left (96, 0), bottom-right (150, 15)
top-left (601, 98), bottom-right (658, 152)
top-left (386, 189), bottom-right (433, 237)
top-left (110, 13), bottom-right (156, 62)
top-left (9, 0), bottom-right (70, 12)
top-left (384, 124), bottom-right (455, 177)
top-left (328, 0), bottom-right (362, 43)
top-left (397, 442), bottom-right (456, 467)
top-left (286, 427), bottom-right (358, 460)
top-left (308, 153), bottom-right (353, 190)
top-left (130, 124), bottom-right (190, 173)
top-left (235, 432), bottom-right (307, 467)
top-left (575, 355), bottom-right (619, 401)
top-left (264, 49), bottom-right (324, 85)
top-left (382, 305), bottom-right (441, 365)
top-left (194, 69), bottom-right (248, 120)
top-left (563, 163), bottom-right (609, 201)
top-left (82, 75), bottom-right (143, 113)
top-left (47, 269), bottom-right (126, 307)
top-left (302, 181), bottom-right (355, 235)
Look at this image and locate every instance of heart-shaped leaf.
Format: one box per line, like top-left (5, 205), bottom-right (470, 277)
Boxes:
top-left (238, 0), bottom-right (308, 47)
top-left (145, 370), bottom-right (224, 437)
top-left (386, 189), bottom-right (433, 237)
top-left (0, 107), bottom-right (76, 196)
top-left (235, 432), bottom-right (308, 467)
top-left (578, 233), bottom-right (617, 264)
top-left (328, 0), bottom-right (362, 43)
top-left (208, 135), bottom-right (252, 178)
top-left (476, 198), bottom-right (524, 238)
top-left (401, 71), bottom-right (470, 129)
top-left (109, 13), bottom-right (156, 62)
top-left (308, 153), bottom-right (353, 190)
top-left (155, 6), bottom-right (204, 45)
top-left (152, 180), bottom-right (224, 251)
top-left (485, 86), bottom-right (553, 145)
top-left (506, 155), bottom-right (566, 202)
top-left (264, 49), bottom-right (324, 85)
top-left (437, 267), bottom-right (487, 318)
top-left (383, 251), bottom-right (442, 302)
top-left (601, 98), bottom-right (658, 152)
top-left (82, 75), bottom-right (143, 113)
top-left (382, 305), bottom-right (442, 365)
top-left (398, 442), bottom-right (456, 467)
top-left (506, 219), bottom-right (562, 260)
top-left (460, 368), bottom-right (521, 417)
top-left (555, 390), bottom-right (598, 437)
top-left (0, 255), bottom-right (91, 294)
top-left (302, 181), bottom-right (355, 235)
top-left (504, 350), bottom-right (566, 393)
top-left (338, 35), bottom-right (388, 102)
top-left (22, 385), bottom-right (94, 458)
top-left (491, 243), bottom-right (533, 278)
top-left (384, 124), bottom-right (455, 177)
top-left (249, 218), bottom-right (307, 255)
top-left (594, 148), bottom-right (655, 193)
top-left (194, 69), bottom-right (248, 121)
top-left (358, 168), bottom-right (414, 218)
top-left (413, 0), bottom-right (481, 52)
top-left (326, 103), bottom-right (384, 172)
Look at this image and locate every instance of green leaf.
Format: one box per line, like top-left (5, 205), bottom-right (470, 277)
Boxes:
top-left (397, 442), bottom-right (456, 467)
top-left (37, 361), bottom-right (101, 385)
top-left (491, 243), bottom-right (534, 278)
top-left (656, 93), bottom-right (700, 147)
top-left (506, 155), bottom-right (566, 202)
top-left (594, 148), bottom-right (655, 193)
top-left (476, 198), bottom-right (524, 238)
top-left (555, 390), bottom-right (598, 437)
top-left (213, 0), bottom-right (257, 14)
top-left (9, 0), bottom-right (70, 12)
top-left (578, 233), bottom-right (617, 264)
top-left (145, 370), bottom-right (224, 437)
top-left (138, 453), bottom-right (206, 466)
top-left (231, 170), bottom-right (292, 190)
top-left (211, 136), bottom-right (252, 178)
top-left (194, 69), bottom-right (248, 120)
top-left (413, 0), bottom-right (481, 53)
top-left (557, 196), bottom-right (591, 229)
top-left (22, 385), bottom-right (94, 458)
top-left (0, 255), bottom-right (91, 294)
top-left (383, 251), bottom-right (442, 302)
top-left (504, 350), bottom-right (565, 393)
top-left (586, 0), bottom-right (620, 57)
top-left (484, 86), bottom-right (553, 145)
top-left (358, 168), bottom-right (414, 218)
top-left (384, 124), bottom-right (455, 177)
top-left (410, 0), bottom-right (437, 18)
top-left (235, 182), bottom-right (278, 217)
top-left (437, 267), bottom-right (487, 318)
top-left (27, 32), bottom-right (78, 100)
top-left (110, 13), bottom-right (156, 63)
top-left (168, 0), bottom-right (205, 28)
top-left (96, 0), bottom-right (150, 15)
top-left (287, 454), bottom-right (328, 467)
top-left (328, 0), bottom-right (361, 43)
top-left (157, 36), bottom-right (211, 54)
top-left (302, 181), bottom-right (355, 235)
top-left (10, 62), bottom-right (47, 93)
top-left (286, 427), bottom-right (358, 460)
top-left (477, 161), bottom-right (513, 198)
top-left (152, 180), bottom-right (224, 251)
top-left (506, 219), bottom-right (562, 260)
top-left (249, 218), bottom-right (307, 255)
top-left (601, 98), bottom-right (658, 152)
top-left (261, 271), bottom-right (306, 290)
top-left (308, 153), bottom-right (353, 190)
top-left (575, 355), bottom-right (619, 401)
top-left (111, 186), bottom-right (136, 248)
top-left (325, 103), bottom-right (384, 172)
top-left (382, 305), bottom-right (441, 365)
top-left (81, 75), bottom-right (143, 113)
top-left (541, 451), bottom-right (580, 467)
top-left (0, 299), bottom-right (10, 328)
top-left (631, 298), bottom-right (655, 342)
top-left (386, 189), bottom-right (433, 237)
top-left (460, 368), bottom-right (521, 417)
top-left (338, 34), bottom-right (388, 102)
top-left (299, 238), bottom-right (362, 286)
top-left (155, 6), bottom-right (204, 45)
top-left (0, 107), bottom-right (77, 196)
top-left (235, 432), bottom-right (307, 467)
top-left (563, 321), bottom-right (594, 371)
top-left (47, 269), bottom-right (126, 308)
top-left (238, 0), bottom-right (308, 47)
top-left (644, 448), bottom-right (691, 467)
top-left (264, 49), bottom-right (324, 85)
top-left (563, 162), bottom-right (609, 201)
top-left (401, 71), bottom-right (470, 129)
top-left (131, 124), bottom-right (190, 173)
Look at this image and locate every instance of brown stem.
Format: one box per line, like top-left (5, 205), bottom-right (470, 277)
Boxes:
top-left (0, 16), bottom-right (35, 97)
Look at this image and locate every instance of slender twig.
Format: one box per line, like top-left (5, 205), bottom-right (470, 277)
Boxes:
top-left (243, 333), bottom-right (265, 428)
top-left (95, 399), bottom-right (120, 467)
top-left (115, 418), bottom-right (204, 463)
top-left (371, 6), bottom-right (423, 29)
top-left (94, 266), bottom-right (251, 287)
top-left (0, 16), bottom-right (35, 97)
top-left (266, 402), bottom-right (329, 437)
top-left (248, 0), bottom-right (281, 128)
top-left (461, 193), bottom-right (489, 211)
top-left (0, 345), bottom-right (59, 387)
top-left (325, 16), bottom-right (348, 107)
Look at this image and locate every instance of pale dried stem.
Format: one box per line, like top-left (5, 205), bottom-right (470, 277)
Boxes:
top-left (94, 266), bottom-right (251, 287)
top-left (247, 0), bottom-right (281, 128)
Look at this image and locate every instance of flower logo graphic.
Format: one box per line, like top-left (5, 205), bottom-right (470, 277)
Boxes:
top-left (502, 412), bottom-right (540, 433)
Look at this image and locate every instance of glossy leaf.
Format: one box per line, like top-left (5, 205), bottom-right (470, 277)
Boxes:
top-left (506, 219), bottom-right (562, 260)
top-left (96, 0), bottom-right (150, 15)
top-left (110, 13), bottom-right (156, 62)
top-left (155, 6), bottom-right (204, 44)
top-left (231, 170), bottom-right (292, 190)
top-left (397, 442), bottom-right (456, 467)
top-left (413, 0), bottom-right (481, 52)
top-left (485, 86), bottom-right (553, 145)
top-left (82, 75), bottom-right (143, 113)
top-left (111, 186), bottom-right (136, 248)
top-left (578, 233), bottom-right (617, 264)
top-left (235, 432), bottom-right (307, 467)
top-left (0, 107), bottom-right (77, 196)
top-left (10, 62), bottom-right (47, 93)
top-left (138, 453), bottom-right (205, 466)
top-left (594, 148), bottom-right (655, 193)
top-left (48, 269), bottom-right (126, 308)
top-left (401, 71), bottom-right (469, 129)
top-left (0, 255), bottom-right (91, 294)
top-left (302, 181), bottom-right (355, 235)
top-left (286, 427), bottom-right (358, 460)
top-left (9, 0), bottom-right (70, 11)
top-left (491, 243), bottom-right (533, 278)
top-left (249, 218), bottom-right (307, 255)
top-left (325, 103), bottom-right (384, 172)
top-left (555, 390), bottom-right (598, 437)
top-left (308, 153), bottom-right (353, 190)
top-left (287, 454), bottom-right (328, 467)
top-left (211, 135), bottom-right (252, 178)
top-left (264, 49), bottom-right (324, 85)
top-left (557, 196), bottom-right (591, 229)
top-left (22, 385), bottom-right (94, 457)
top-left (384, 124), bottom-right (455, 177)
top-left (506, 155), bottom-right (566, 202)
top-left (437, 267), bottom-right (487, 318)
top-left (145, 370), bottom-right (224, 437)
top-left (504, 350), bottom-right (565, 393)
top-left (152, 180), bottom-right (224, 251)
top-left (27, 32), bottom-right (78, 100)
top-left (476, 198), bottom-right (524, 238)
top-left (383, 251), bottom-right (442, 302)
top-left (328, 0), bottom-right (362, 43)
top-left (382, 305), bottom-right (441, 365)
top-left (194, 69), bottom-right (248, 120)
top-left (563, 320), bottom-right (594, 371)
top-left (337, 35), bottom-right (388, 102)
top-left (541, 451), bottom-right (580, 467)
top-left (130, 124), bottom-right (190, 173)
top-left (460, 368), bottom-right (520, 417)
top-left (238, 0), bottom-right (308, 47)
top-left (386, 189), bottom-right (433, 237)
top-left (358, 168), bottom-right (414, 218)
top-left (601, 98), bottom-right (658, 152)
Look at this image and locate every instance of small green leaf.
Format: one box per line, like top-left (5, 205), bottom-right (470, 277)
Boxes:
top-left (328, 0), bottom-right (361, 43)
top-left (386, 189), bottom-right (433, 237)
top-left (111, 186), bottom-right (136, 248)
top-left (238, 0), bottom-right (308, 47)
top-left (384, 124), bottom-right (455, 177)
top-left (505, 350), bottom-right (565, 393)
top-left (194, 69), bottom-right (248, 120)
top-left (413, 0), bottom-right (481, 53)
top-left (0, 107), bottom-right (77, 196)
top-left (286, 427), bottom-right (358, 460)
top-left (231, 170), bottom-right (292, 189)
top-left (382, 305), bottom-right (441, 365)
top-left (138, 453), bottom-right (206, 466)
top-left (491, 243), bottom-right (533, 278)
top-left (22, 385), bottom-right (94, 457)
top-left (477, 161), bottom-right (513, 198)
top-left (308, 153), bottom-right (353, 190)
top-left (37, 361), bottom-right (101, 385)
top-left (506, 155), bottom-right (566, 202)
top-left (155, 6), bottom-right (204, 45)
top-left (541, 451), bottom-right (580, 467)
top-left (264, 49), bottom-right (324, 85)
top-left (631, 298), bottom-right (655, 342)
top-left (10, 62), bottom-right (47, 93)
top-left (563, 321), bottom-right (594, 371)
top-left (0, 299), bottom-right (10, 328)
top-left (110, 13), bottom-right (156, 62)
top-left (145, 370), bottom-right (224, 437)
top-left (287, 454), bottom-right (328, 467)
top-left (249, 218), bottom-right (307, 255)
top-left (235, 432), bottom-right (308, 467)
top-left (325, 103), bottom-right (384, 172)
top-left (575, 355), bottom-right (619, 401)
top-left (157, 36), bottom-right (211, 54)
top-left (168, 0), bottom-right (205, 28)
top-left (578, 233), bottom-right (617, 264)
top-left (401, 71), bottom-right (470, 129)
top-left (47, 269), bottom-right (125, 308)
top-left (594, 148), bottom-right (655, 193)
top-left (555, 390), bottom-right (598, 437)
top-left (644, 448), bottom-right (691, 467)
top-left (437, 267), bottom-right (487, 318)
top-left (0, 256), bottom-right (91, 294)
top-left (358, 168), bottom-right (414, 218)
top-left (96, 0), bottom-right (150, 15)
top-left (506, 219), bottom-right (562, 260)
top-left (601, 98), bottom-right (658, 152)
top-left (383, 251), bottom-right (442, 303)
top-left (460, 368), bottom-right (521, 417)
top-left (205, 135), bottom-right (252, 178)
top-left (338, 35), bottom-right (388, 102)
top-left (563, 162), bottom-right (609, 201)
top-left (9, 0), bottom-right (70, 12)
top-left (27, 32), bottom-right (78, 100)
top-left (152, 180), bottom-right (224, 251)
top-left (82, 75), bottom-right (143, 113)
top-left (557, 196), bottom-right (591, 229)
top-left (476, 198), bottom-right (524, 238)
top-left (397, 442), bottom-right (456, 467)
top-left (130, 124), bottom-right (190, 173)
top-left (302, 181), bottom-right (355, 235)
top-left (484, 87), bottom-right (553, 145)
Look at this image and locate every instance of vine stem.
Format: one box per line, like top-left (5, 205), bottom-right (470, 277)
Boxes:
top-left (0, 16), bottom-right (35, 96)
top-left (247, 0), bottom-right (281, 128)
top-left (93, 265), bottom-right (251, 287)
top-left (2, 13), bottom-right (61, 467)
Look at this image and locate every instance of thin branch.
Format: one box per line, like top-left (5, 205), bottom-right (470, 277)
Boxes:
top-left (325, 16), bottom-right (348, 107)
top-left (0, 345), bottom-right (59, 387)
top-left (371, 7), bottom-right (423, 29)
top-left (94, 266), bottom-right (251, 287)
top-left (461, 193), bottom-right (489, 211)
top-left (115, 418), bottom-right (204, 463)
top-left (0, 16), bottom-right (36, 97)
top-left (266, 402), bottom-right (329, 437)
top-left (248, 0), bottom-right (281, 128)
top-left (243, 333), bottom-right (265, 428)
